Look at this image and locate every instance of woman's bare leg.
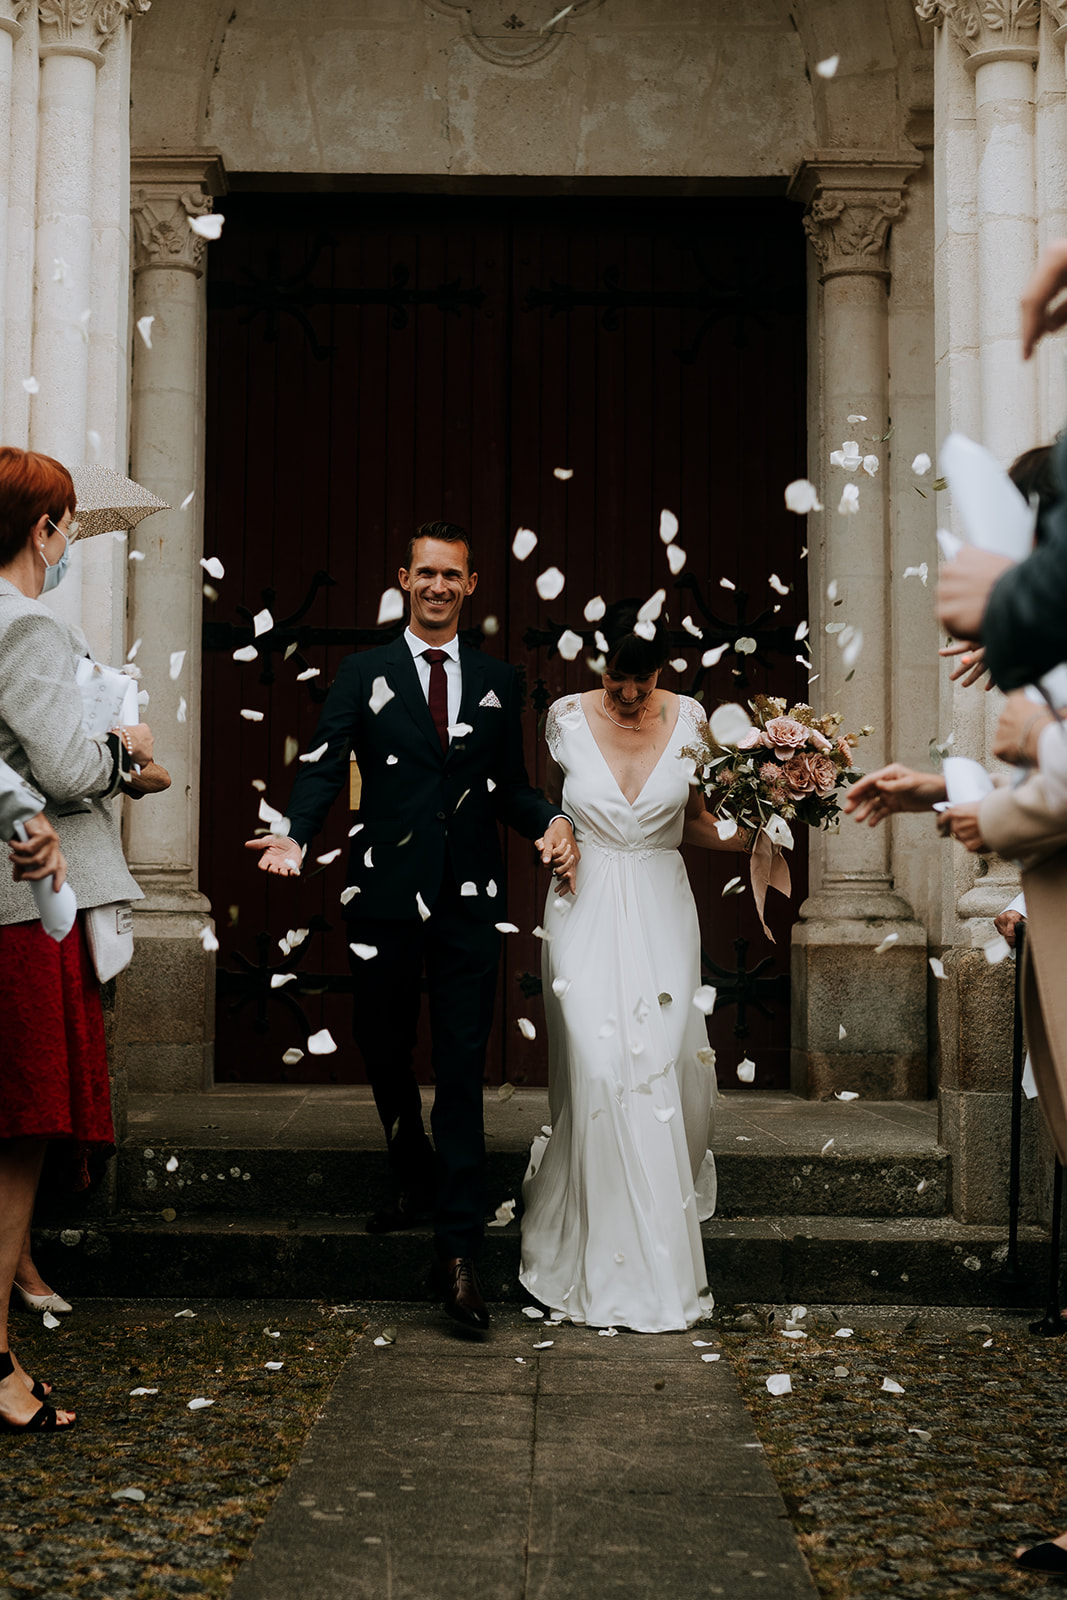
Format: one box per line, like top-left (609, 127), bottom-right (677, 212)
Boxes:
top-left (14, 1225), bottom-right (55, 1297)
top-left (0, 1140), bottom-right (73, 1426)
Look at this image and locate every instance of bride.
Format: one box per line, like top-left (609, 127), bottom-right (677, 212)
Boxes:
top-left (519, 605), bottom-right (750, 1333)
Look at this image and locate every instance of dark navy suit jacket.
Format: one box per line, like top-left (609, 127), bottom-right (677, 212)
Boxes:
top-left (285, 635), bottom-right (556, 922)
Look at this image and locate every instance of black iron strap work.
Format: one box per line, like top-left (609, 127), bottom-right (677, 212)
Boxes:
top-left (217, 918), bottom-right (352, 1040)
top-left (207, 237), bottom-right (487, 360)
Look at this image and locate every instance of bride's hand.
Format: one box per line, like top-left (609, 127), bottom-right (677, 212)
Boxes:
top-left (537, 818), bottom-right (579, 895)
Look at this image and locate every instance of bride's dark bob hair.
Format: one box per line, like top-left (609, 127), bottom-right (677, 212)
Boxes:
top-left (599, 599), bottom-right (670, 676)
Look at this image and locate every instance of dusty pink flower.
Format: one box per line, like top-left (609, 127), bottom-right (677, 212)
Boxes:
top-left (736, 727), bottom-right (764, 750)
top-left (781, 750), bottom-right (837, 797)
top-left (808, 729), bottom-right (833, 752)
top-left (764, 716), bottom-right (812, 759)
top-left (758, 762), bottom-right (782, 784)
top-left (836, 736), bottom-right (855, 761)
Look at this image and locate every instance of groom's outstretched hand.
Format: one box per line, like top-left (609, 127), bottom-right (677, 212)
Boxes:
top-left (844, 764), bottom-right (947, 826)
top-left (537, 817), bottom-right (579, 895)
top-left (245, 835), bottom-right (303, 876)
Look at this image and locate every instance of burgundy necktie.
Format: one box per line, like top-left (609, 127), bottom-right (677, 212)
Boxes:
top-left (423, 648), bottom-right (449, 754)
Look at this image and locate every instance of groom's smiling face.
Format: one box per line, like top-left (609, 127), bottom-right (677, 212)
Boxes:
top-left (400, 537), bottom-right (478, 642)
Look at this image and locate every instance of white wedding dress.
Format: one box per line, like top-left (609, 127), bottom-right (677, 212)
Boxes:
top-left (519, 693), bottom-right (719, 1333)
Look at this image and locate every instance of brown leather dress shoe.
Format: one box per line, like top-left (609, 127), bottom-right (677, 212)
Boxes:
top-left (440, 1257), bottom-right (490, 1331)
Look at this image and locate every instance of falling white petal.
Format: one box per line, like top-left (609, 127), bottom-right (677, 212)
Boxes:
top-left (181, 489), bottom-right (195, 510)
top-left (513, 527), bottom-right (538, 561)
top-left (841, 629), bottom-right (864, 670)
top-left (199, 926), bottom-right (219, 952)
top-left (317, 849), bottom-right (341, 865)
top-left (834, 1328), bottom-right (854, 1338)
top-left (21, 375), bottom-right (38, 395)
top-left (233, 645), bottom-right (258, 663)
top-left (136, 315), bottom-right (154, 349)
top-left (816, 53), bottom-right (839, 77)
top-left (784, 478), bottom-right (823, 514)
top-left (459, 881), bottom-right (478, 897)
top-left (482, 614), bottom-right (499, 636)
top-left (271, 974), bottom-right (296, 988)
top-left (862, 454), bottom-right (879, 477)
top-left (200, 556), bottom-right (224, 579)
top-left (736, 1057), bottom-right (756, 1084)
top-left (253, 608), bottom-right (273, 637)
top-left (667, 544), bottom-right (687, 575)
top-left (169, 650), bottom-right (186, 681)
top-left (735, 637), bottom-right (757, 655)
top-left (369, 676), bottom-right (394, 714)
top-left (583, 595), bottom-right (606, 622)
top-left (912, 452), bottom-right (932, 476)
top-left (296, 667), bottom-right (320, 682)
top-left (307, 1028), bottom-right (337, 1055)
top-left (659, 508), bottom-right (679, 545)
top-left (682, 616), bottom-right (704, 639)
top-left (903, 564), bottom-right (929, 585)
top-left (495, 921), bottom-right (519, 933)
top-left (536, 566), bottom-right (565, 600)
top-left (874, 932), bottom-right (898, 955)
top-left (638, 589), bottom-right (666, 624)
top-left (821, 1138), bottom-right (835, 1155)
top-left (128, 550), bottom-right (145, 562)
top-left (557, 629), bottom-right (583, 661)
top-left (349, 943), bottom-right (378, 961)
top-left (795, 620), bottom-right (809, 641)
top-left (929, 956), bottom-right (946, 980)
top-left (377, 588), bottom-right (404, 625)
top-left (838, 1023), bottom-right (847, 1040)
top-left (838, 483), bottom-right (860, 514)
top-left (653, 1106), bottom-right (676, 1123)
top-left (189, 213), bottom-right (224, 240)
top-left (299, 742), bottom-right (328, 764)
top-left (701, 644), bottom-right (729, 668)
top-left (177, 697), bottom-right (187, 723)
top-left (692, 985), bottom-right (717, 1015)
top-left (553, 467), bottom-right (573, 480)
top-left (720, 577), bottom-right (735, 591)
top-left (768, 574), bottom-right (789, 596)
top-left (722, 876), bottom-right (742, 896)
top-left (282, 1048), bottom-right (304, 1066)
top-left (983, 934), bottom-right (1011, 965)
top-left (552, 977), bottom-right (572, 998)
top-left (714, 817), bottom-right (738, 841)
top-left (709, 703), bottom-right (753, 746)
top-left (517, 1017), bottom-right (537, 1040)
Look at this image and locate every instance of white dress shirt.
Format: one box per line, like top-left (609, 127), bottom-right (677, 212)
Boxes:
top-left (405, 627), bottom-right (462, 733)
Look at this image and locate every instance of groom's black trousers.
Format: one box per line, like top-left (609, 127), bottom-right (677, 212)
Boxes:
top-left (345, 864), bottom-right (502, 1260)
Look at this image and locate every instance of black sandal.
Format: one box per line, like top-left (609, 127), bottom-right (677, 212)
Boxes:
top-left (0, 1351), bottom-right (73, 1433)
top-left (1016, 1542), bottom-right (1067, 1574)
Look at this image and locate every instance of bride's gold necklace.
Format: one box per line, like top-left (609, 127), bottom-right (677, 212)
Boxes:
top-left (601, 690), bottom-right (649, 732)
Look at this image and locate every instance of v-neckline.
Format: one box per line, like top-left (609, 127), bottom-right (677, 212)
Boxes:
top-left (579, 695), bottom-right (682, 810)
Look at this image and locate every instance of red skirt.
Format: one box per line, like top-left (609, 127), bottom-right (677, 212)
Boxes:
top-left (0, 915), bottom-right (115, 1149)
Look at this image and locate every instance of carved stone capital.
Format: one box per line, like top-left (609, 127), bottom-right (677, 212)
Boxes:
top-left (0, 2), bottom-right (31, 41)
top-left (915, 1), bottom-right (1040, 66)
top-left (788, 154), bottom-right (923, 282)
top-left (130, 152), bottom-right (227, 278)
top-left (38, 0), bottom-right (151, 63)
top-left (1046, 0), bottom-right (1067, 45)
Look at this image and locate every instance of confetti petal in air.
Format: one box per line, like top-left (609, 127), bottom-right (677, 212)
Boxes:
top-left (271, 973), bottom-right (296, 988)
top-left (766, 1374), bottom-right (792, 1396)
top-left (517, 1018), bottom-right (537, 1040)
top-left (296, 667), bottom-right (320, 682)
top-left (838, 1023), bottom-right (847, 1040)
top-left (180, 489), bottom-right (195, 509)
top-left (784, 479), bottom-right (822, 514)
top-left (903, 564), bottom-right (929, 585)
top-left (583, 595), bottom-right (606, 622)
top-left (536, 566), bottom-right (565, 600)
top-left (21, 375), bottom-right (39, 394)
top-left (177, 697), bottom-right (187, 723)
top-left (827, 580), bottom-right (839, 601)
top-left (252, 609), bottom-right (273, 637)
top-left (495, 921), bottom-right (519, 933)
top-left (722, 876), bottom-right (743, 897)
top-left (369, 676), bottom-right (394, 714)
top-left (720, 577), bottom-right (735, 591)
top-left (233, 645), bottom-right (258, 662)
top-left (659, 508), bottom-right (679, 545)
top-left (653, 1106), bottom-right (676, 1123)
top-left (795, 621), bottom-right (809, 641)
top-left (929, 956), bottom-right (946, 980)
top-left (983, 934), bottom-right (1010, 965)
top-left (317, 849), bottom-right (341, 865)
top-left (129, 550), bottom-right (145, 562)
top-left (556, 629), bottom-right (583, 661)
top-left (841, 628), bottom-right (864, 670)
top-left (669, 658), bottom-right (688, 674)
top-left (709, 703), bottom-right (753, 746)
top-left (307, 1028), bottom-right (337, 1056)
top-left (553, 467), bottom-right (573, 479)
top-left (416, 892), bottom-right (431, 921)
top-left (715, 817), bottom-right (738, 841)
top-left (816, 53), bottom-right (839, 76)
top-left (513, 527), bottom-right (538, 560)
top-left (838, 483), bottom-right (860, 514)
top-left (169, 651), bottom-right (185, 681)
top-left (701, 644), bottom-right (729, 667)
top-left (460, 881), bottom-right (477, 897)
top-left (349, 943), bottom-right (378, 961)
top-left (736, 1057), bottom-right (756, 1084)
top-left (821, 1138), bottom-right (835, 1156)
top-left (200, 556), bottom-right (224, 579)
top-left (768, 574), bottom-right (789, 596)
top-left (666, 544), bottom-right (687, 575)
top-left (189, 212), bottom-right (224, 240)
top-left (912, 452), bottom-right (931, 475)
top-left (282, 1048), bottom-right (304, 1066)
top-left (735, 636), bottom-right (757, 655)
top-left (692, 985), bottom-right (717, 1015)
top-left (862, 454), bottom-right (879, 477)
top-left (682, 616), bottom-right (704, 639)
top-left (377, 587), bottom-right (404, 626)
top-left (874, 932), bottom-right (898, 955)
top-left (482, 614), bottom-right (499, 636)
top-left (136, 315), bottom-right (154, 349)
top-left (86, 429), bottom-right (102, 460)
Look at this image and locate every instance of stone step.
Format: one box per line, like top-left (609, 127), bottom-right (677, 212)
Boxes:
top-left (31, 1213), bottom-right (1047, 1309)
top-left (114, 1087), bottom-right (950, 1221)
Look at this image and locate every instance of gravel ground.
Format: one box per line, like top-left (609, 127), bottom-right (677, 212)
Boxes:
top-left (720, 1303), bottom-right (1067, 1600)
top-left (4, 1299), bottom-right (1067, 1599)
top-left (0, 1299), bottom-right (362, 1600)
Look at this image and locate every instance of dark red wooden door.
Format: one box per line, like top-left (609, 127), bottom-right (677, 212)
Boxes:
top-left (202, 193), bottom-right (807, 1089)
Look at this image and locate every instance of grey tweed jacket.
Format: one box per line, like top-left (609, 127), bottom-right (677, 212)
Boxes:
top-left (0, 577), bottom-right (142, 927)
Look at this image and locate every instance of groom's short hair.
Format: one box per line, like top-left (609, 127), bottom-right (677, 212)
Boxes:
top-left (405, 520), bottom-right (474, 574)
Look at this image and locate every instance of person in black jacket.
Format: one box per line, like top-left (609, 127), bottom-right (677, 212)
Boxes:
top-left (247, 521), bottom-right (577, 1332)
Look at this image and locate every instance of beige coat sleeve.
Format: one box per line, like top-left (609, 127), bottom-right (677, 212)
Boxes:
top-left (978, 765), bottom-right (1067, 869)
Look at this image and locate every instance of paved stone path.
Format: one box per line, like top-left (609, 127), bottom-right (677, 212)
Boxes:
top-left (229, 1303), bottom-right (818, 1600)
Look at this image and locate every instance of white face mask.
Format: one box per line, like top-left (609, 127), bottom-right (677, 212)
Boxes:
top-left (39, 520), bottom-right (71, 592)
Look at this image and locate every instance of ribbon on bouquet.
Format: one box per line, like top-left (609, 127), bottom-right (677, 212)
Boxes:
top-left (749, 817), bottom-right (794, 942)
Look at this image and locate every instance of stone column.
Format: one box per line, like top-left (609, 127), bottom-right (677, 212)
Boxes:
top-left (124, 152), bottom-right (226, 1093)
top-left (30, 1), bottom-right (147, 628)
top-left (0, 3), bottom-right (29, 423)
top-left (787, 153), bottom-right (928, 1100)
top-left (919, 0), bottom-right (1051, 1223)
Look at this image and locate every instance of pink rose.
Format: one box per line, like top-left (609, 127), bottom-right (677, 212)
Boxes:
top-left (736, 728), bottom-right (764, 750)
top-left (764, 716), bottom-right (812, 759)
top-left (809, 729), bottom-right (833, 752)
top-left (781, 750), bottom-right (837, 797)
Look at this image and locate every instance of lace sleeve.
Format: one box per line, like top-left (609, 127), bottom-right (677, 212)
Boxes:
top-left (545, 694), bottom-right (581, 762)
top-left (677, 695), bottom-right (708, 745)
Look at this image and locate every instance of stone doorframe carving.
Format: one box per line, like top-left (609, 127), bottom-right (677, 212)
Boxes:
top-left (429, 0), bottom-right (604, 67)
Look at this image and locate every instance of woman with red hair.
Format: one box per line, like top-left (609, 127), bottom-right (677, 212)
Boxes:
top-left (0, 448), bottom-right (155, 1433)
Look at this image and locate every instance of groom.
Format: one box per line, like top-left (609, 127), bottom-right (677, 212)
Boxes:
top-left (247, 521), bottom-right (578, 1331)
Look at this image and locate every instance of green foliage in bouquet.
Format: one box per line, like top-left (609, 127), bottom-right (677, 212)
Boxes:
top-left (684, 694), bottom-right (871, 836)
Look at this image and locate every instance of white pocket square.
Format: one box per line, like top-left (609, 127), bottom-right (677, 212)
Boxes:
top-left (478, 690), bottom-right (502, 709)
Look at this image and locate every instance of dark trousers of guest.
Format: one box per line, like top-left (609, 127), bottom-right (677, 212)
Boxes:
top-left (345, 865), bottom-right (502, 1260)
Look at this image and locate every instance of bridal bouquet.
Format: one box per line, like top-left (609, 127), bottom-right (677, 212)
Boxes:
top-left (685, 695), bottom-right (869, 939)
